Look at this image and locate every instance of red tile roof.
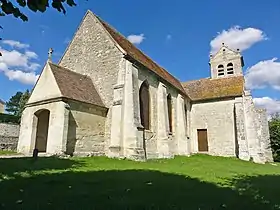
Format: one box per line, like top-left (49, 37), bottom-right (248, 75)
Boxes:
top-left (182, 76), bottom-right (244, 101)
top-left (49, 63), bottom-right (105, 107)
top-left (95, 14), bottom-right (186, 94)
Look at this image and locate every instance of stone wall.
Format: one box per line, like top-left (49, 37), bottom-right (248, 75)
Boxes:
top-left (109, 58), bottom-right (189, 160)
top-left (138, 66), bottom-right (161, 158)
top-left (255, 108), bottom-right (273, 162)
top-left (0, 103), bottom-right (4, 113)
top-left (234, 97), bottom-right (249, 161)
top-left (18, 100), bottom-right (69, 154)
top-left (28, 63), bottom-right (62, 104)
top-left (138, 65), bottom-right (182, 159)
top-left (190, 98), bottom-right (236, 157)
top-left (67, 101), bottom-right (107, 156)
top-left (209, 45), bottom-right (243, 79)
top-left (243, 91), bottom-right (265, 163)
top-left (59, 11), bottom-right (124, 154)
top-left (0, 123), bottom-right (19, 151)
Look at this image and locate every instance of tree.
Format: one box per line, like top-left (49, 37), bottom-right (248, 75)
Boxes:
top-left (269, 113), bottom-right (280, 162)
top-left (0, 0), bottom-right (77, 23)
top-left (5, 89), bottom-right (30, 116)
top-left (18, 89), bottom-right (30, 116)
top-left (5, 91), bottom-right (23, 116)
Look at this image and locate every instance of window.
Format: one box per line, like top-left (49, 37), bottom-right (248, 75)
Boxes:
top-left (167, 94), bottom-right (173, 133)
top-left (139, 80), bottom-right (150, 130)
top-left (217, 64), bottom-right (224, 76)
top-left (227, 63), bottom-right (234, 75)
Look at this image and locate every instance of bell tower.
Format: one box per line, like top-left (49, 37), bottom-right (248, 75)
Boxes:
top-left (209, 43), bottom-right (244, 79)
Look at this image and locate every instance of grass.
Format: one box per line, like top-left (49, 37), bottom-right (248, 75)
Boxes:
top-left (0, 154), bottom-right (280, 209)
top-left (0, 150), bottom-right (17, 155)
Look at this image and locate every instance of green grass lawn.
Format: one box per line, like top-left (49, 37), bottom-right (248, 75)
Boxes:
top-left (0, 155), bottom-right (280, 209)
top-left (0, 150), bottom-right (17, 155)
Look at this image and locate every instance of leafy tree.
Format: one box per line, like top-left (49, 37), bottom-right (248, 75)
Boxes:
top-left (5, 91), bottom-right (23, 116)
top-left (18, 89), bottom-right (30, 116)
top-left (5, 89), bottom-right (30, 117)
top-left (269, 113), bottom-right (280, 162)
top-left (0, 0), bottom-right (77, 23)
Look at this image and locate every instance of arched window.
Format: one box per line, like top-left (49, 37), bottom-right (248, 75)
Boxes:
top-left (139, 80), bottom-right (150, 130)
top-left (227, 63), bottom-right (234, 75)
top-left (217, 64), bottom-right (224, 76)
top-left (167, 94), bottom-right (173, 133)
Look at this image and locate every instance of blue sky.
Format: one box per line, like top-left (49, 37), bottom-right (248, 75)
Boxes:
top-left (0, 0), bottom-right (279, 115)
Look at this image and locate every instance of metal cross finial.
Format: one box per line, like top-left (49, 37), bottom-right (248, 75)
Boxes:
top-left (48, 48), bottom-right (53, 61)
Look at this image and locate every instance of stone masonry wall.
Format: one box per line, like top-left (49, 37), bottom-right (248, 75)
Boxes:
top-left (190, 99), bottom-right (236, 156)
top-left (138, 67), bottom-right (160, 158)
top-left (234, 97), bottom-right (249, 160)
top-left (138, 67), bottom-right (179, 159)
top-left (0, 123), bottom-right (20, 151)
top-left (243, 91), bottom-right (265, 163)
top-left (59, 11), bottom-right (124, 154)
top-left (0, 103), bottom-right (4, 113)
top-left (18, 101), bottom-right (69, 155)
top-left (255, 108), bottom-right (273, 162)
top-left (67, 101), bottom-right (107, 156)
top-left (209, 45), bottom-right (243, 79)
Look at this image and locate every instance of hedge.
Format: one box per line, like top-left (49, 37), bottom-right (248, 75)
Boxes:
top-left (0, 113), bottom-right (20, 124)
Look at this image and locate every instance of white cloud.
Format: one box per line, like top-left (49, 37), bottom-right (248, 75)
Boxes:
top-left (253, 97), bottom-right (280, 117)
top-left (4, 70), bottom-right (39, 85)
top-left (25, 51), bottom-right (38, 59)
top-left (0, 49), bottom-right (39, 71)
top-left (2, 40), bottom-right (30, 49)
top-left (245, 58), bottom-right (280, 91)
top-left (0, 40), bottom-right (40, 84)
top-left (210, 26), bottom-right (267, 54)
top-left (166, 34), bottom-right (172, 40)
top-left (127, 33), bottom-right (145, 44)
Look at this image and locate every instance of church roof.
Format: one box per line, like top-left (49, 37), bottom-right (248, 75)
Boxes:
top-left (182, 76), bottom-right (244, 101)
top-left (95, 14), bottom-right (186, 95)
top-left (49, 63), bottom-right (105, 108)
top-left (0, 99), bottom-right (4, 104)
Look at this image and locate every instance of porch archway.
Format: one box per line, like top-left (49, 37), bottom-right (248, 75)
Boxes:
top-left (34, 109), bottom-right (50, 152)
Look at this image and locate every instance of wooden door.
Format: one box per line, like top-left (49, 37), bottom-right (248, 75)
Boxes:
top-left (197, 129), bottom-right (208, 152)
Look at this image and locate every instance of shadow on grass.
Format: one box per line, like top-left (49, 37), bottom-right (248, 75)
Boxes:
top-left (0, 157), bottom-right (82, 177)
top-left (0, 169), bottom-right (277, 210)
top-left (230, 175), bottom-right (280, 209)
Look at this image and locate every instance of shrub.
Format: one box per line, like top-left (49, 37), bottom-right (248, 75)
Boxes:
top-left (0, 113), bottom-right (20, 124)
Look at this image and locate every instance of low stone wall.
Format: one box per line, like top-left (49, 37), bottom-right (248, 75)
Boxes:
top-left (0, 123), bottom-right (20, 151)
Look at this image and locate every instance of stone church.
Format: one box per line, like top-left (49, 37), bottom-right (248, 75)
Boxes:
top-left (17, 10), bottom-right (273, 163)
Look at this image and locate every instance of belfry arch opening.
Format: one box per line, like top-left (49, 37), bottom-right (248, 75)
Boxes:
top-left (217, 64), bottom-right (224, 76)
top-left (227, 63), bottom-right (234, 75)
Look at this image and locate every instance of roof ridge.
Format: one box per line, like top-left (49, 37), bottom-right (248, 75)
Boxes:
top-left (94, 12), bottom-right (186, 95)
top-left (49, 62), bottom-right (89, 78)
top-left (48, 63), bottom-right (105, 107)
top-left (182, 77), bottom-right (210, 84)
top-left (183, 75), bottom-right (244, 101)
top-left (182, 75), bottom-right (244, 85)
top-left (96, 16), bottom-right (160, 65)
